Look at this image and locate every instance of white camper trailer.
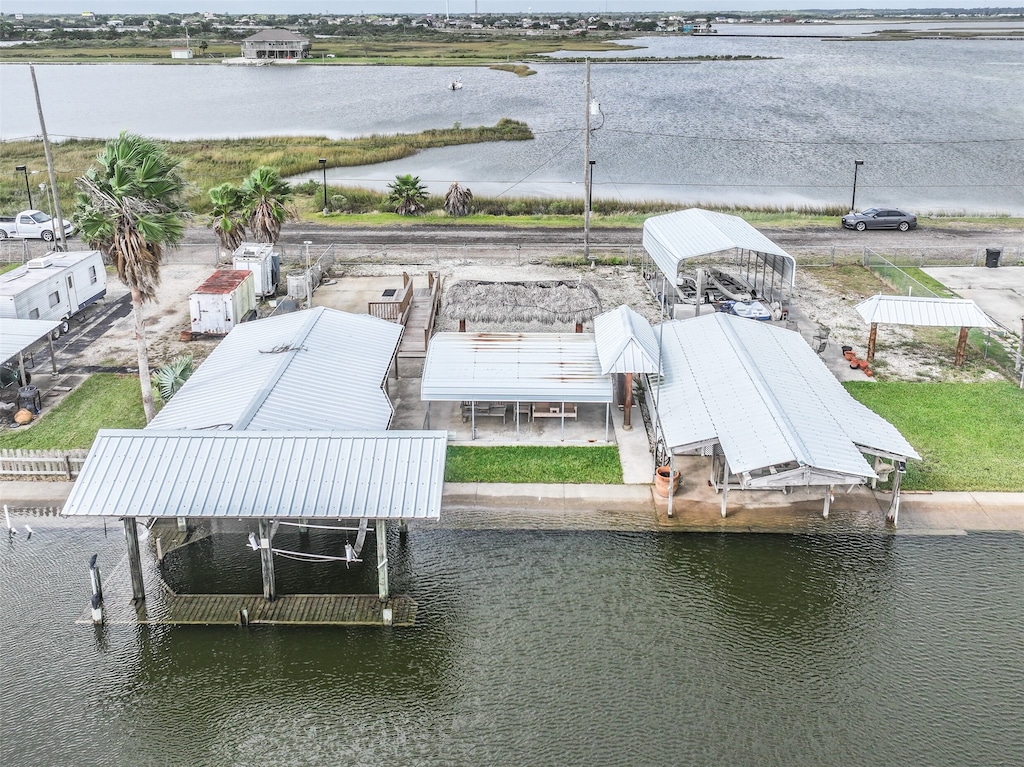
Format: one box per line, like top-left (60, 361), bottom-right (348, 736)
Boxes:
top-left (0, 250), bottom-right (107, 337)
top-left (188, 269), bottom-right (257, 336)
top-left (231, 242), bottom-right (280, 298)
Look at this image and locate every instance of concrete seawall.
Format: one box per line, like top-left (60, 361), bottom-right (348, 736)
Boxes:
top-left (3, 480), bottom-right (1021, 535)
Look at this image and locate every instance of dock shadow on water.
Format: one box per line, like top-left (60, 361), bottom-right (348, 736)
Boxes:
top-left (2, 515), bottom-right (1022, 767)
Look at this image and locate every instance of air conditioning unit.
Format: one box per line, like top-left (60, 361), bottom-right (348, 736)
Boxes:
top-left (26, 256), bottom-right (56, 269)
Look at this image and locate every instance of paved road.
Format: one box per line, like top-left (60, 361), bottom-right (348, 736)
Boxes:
top-left (171, 222), bottom-right (1023, 253)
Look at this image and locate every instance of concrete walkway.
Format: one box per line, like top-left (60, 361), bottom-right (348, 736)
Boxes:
top-left (4, 479), bottom-right (1021, 535)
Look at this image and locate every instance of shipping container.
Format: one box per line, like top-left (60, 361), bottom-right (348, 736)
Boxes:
top-left (188, 270), bottom-right (257, 336)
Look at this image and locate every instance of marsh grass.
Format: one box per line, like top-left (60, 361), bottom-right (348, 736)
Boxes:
top-left (846, 381), bottom-right (1024, 491)
top-left (0, 121), bottom-right (533, 212)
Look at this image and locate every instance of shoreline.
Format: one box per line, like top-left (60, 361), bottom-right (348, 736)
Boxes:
top-left (3, 480), bottom-right (1021, 535)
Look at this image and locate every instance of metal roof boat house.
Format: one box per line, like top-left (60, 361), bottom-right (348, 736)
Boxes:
top-left (62, 307), bottom-right (448, 626)
top-left (648, 312), bottom-right (920, 523)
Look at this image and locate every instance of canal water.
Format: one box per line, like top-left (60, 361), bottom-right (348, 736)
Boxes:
top-left (2, 513), bottom-right (1021, 766)
top-left (1, 29), bottom-right (1022, 214)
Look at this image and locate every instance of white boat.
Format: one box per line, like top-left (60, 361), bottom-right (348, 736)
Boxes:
top-left (449, 79), bottom-right (463, 91)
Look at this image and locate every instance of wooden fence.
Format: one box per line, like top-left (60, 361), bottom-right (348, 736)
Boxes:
top-left (0, 449), bottom-right (89, 479)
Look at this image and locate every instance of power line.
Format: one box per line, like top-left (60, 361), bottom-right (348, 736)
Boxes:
top-left (603, 128), bottom-right (1024, 146)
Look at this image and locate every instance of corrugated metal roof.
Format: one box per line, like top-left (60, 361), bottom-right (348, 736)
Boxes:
top-left (656, 313), bottom-right (919, 482)
top-left (421, 332), bottom-right (613, 403)
top-left (243, 29), bottom-right (309, 42)
top-left (149, 307), bottom-right (402, 431)
top-left (642, 209), bottom-right (796, 286)
top-left (593, 305), bottom-right (661, 374)
top-left (192, 269), bottom-right (253, 295)
top-left (1, 318), bottom-right (60, 361)
top-left (855, 295), bottom-right (996, 328)
top-left (62, 430), bottom-right (447, 520)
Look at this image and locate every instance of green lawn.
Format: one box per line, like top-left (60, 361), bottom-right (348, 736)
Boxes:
top-left (445, 445), bottom-right (623, 484)
top-left (0, 374), bottom-right (145, 450)
top-left (846, 381), bottom-right (1024, 491)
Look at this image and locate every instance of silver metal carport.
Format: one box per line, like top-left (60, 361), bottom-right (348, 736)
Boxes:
top-left (642, 208), bottom-right (797, 309)
top-left (421, 331), bottom-right (614, 440)
top-left (1, 318), bottom-right (61, 385)
top-left (650, 313), bottom-right (920, 523)
top-left (62, 429), bottom-right (448, 603)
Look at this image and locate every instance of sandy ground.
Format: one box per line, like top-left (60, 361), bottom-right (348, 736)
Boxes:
top-left (68, 230), bottom-right (1020, 385)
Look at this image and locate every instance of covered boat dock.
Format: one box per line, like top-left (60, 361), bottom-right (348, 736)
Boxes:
top-left (62, 429), bottom-right (448, 624)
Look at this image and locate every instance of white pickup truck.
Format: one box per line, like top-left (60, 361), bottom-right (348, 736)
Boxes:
top-left (0, 209), bottom-right (76, 242)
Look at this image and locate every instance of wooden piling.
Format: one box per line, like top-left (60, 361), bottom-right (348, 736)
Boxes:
top-left (123, 518), bottom-right (146, 603)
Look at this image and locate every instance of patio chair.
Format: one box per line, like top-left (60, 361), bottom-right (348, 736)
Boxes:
top-left (812, 326), bottom-right (830, 355)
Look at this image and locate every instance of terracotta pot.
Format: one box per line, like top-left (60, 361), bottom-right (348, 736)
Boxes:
top-left (843, 350), bottom-right (856, 360)
top-left (654, 465), bottom-right (680, 498)
top-left (849, 359), bottom-right (860, 369)
top-left (858, 359), bottom-right (870, 370)
top-left (864, 368), bottom-right (874, 377)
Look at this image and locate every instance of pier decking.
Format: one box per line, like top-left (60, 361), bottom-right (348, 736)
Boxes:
top-left (77, 591), bottom-right (416, 627)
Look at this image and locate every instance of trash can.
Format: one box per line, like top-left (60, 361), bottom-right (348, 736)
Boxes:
top-left (985, 248), bottom-right (1001, 268)
top-left (17, 385), bottom-right (41, 414)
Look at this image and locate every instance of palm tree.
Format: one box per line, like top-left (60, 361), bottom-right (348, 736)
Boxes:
top-left (152, 353), bottom-right (194, 402)
top-left (387, 174), bottom-right (428, 216)
top-left (75, 131), bottom-right (189, 423)
top-left (207, 183), bottom-right (246, 256)
top-left (240, 166), bottom-right (293, 244)
top-left (444, 181), bottom-right (473, 217)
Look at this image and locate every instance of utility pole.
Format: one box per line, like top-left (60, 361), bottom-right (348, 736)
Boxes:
top-left (583, 58), bottom-right (592, 261)
top-left (30, 65), bottom-right (68, 252)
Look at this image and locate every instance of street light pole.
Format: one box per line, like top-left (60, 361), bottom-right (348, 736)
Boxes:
top-left (303, 240), bottom-right (313, 307)
top-left (15, 165), bottom-right (32, 208)
top-left (319, 158), bottom-right (328, 215)
top-left (850, 160), bottom-right (864, 213)
top-left (587, 160), bottom-right (595, 267)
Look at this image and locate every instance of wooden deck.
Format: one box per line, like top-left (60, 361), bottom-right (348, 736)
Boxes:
top-left (398, 271), bottom-right (442, 359)
top-left (78, 591), bottom-right (417, 627)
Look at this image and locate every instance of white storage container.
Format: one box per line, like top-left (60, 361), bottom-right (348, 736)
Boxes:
top-left (231, 242), bottom-right (280, 298)
top-left (188, 270), bottom-right (256, 336)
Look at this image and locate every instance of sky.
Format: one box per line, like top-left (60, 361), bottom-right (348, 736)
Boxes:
top-left (6, 2), bottom-right (1010, 15)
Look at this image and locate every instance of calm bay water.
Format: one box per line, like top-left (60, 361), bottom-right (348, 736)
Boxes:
top-left (1, 32), bottom-right (1022, 214)
top-left (2, 514), bottom-right (1022, 766)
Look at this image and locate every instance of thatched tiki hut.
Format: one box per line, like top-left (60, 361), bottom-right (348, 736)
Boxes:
top-left (443, 280), bottom-right (603, 332)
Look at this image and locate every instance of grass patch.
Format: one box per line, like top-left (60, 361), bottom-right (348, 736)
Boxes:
top-left (900, 268), bottom-right (957, 298)
top-left (845, 381), bottom-right (1024, 491)
top-left (445, 445), bottom-right (623, 484)
top-left (0, 374), bottom-right (146, 450)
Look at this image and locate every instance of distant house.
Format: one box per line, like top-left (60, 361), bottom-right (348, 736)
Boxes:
top-left (240, 29), bottom-right (311, 60)
top-left (170, 48), bottom-right (194, 59)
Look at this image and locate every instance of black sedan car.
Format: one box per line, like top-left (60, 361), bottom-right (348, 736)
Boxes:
top-left (841, 208), bottom-right (918, 232)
